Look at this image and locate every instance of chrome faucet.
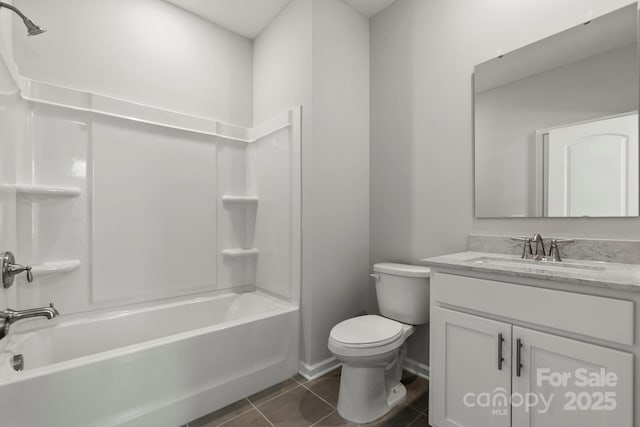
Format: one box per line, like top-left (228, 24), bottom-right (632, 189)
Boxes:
top-left (0, 303), bottom-right (59, 339)
top-left (531, 234), bottom-right (546, 260)
top-left (512, 234), bottom-right (576, 262)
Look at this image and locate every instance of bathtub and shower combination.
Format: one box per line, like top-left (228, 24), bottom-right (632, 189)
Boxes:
top-left (0, 25), bottom-right (302, 424)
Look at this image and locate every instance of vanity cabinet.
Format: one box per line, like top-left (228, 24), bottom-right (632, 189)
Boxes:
top-left (429, 272), bottom-right (635, 427)
top-left (430, 307), bottom-right (511, 427)
top-left (512, 327), bottom-right (633, 427)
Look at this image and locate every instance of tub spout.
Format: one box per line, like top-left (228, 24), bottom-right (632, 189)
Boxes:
top-left (0, 303), bottom-right (59, 339)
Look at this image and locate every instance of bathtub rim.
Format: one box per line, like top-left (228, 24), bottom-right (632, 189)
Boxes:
top-left (0, 289), bottom-right (298, 385)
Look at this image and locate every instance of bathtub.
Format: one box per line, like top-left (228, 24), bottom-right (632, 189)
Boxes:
top-left (0, 291), bottom-right (299, 427)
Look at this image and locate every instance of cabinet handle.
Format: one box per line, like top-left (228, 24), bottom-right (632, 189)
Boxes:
top-left (516, 338), bottom-right (523, 377)
top-left (497, 333), bottom-right (504, 370)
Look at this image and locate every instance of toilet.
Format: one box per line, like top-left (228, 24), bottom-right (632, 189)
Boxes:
top-left (328, 262), bottom-right (430, 423)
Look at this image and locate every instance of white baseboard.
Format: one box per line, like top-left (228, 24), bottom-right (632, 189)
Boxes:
top-left (299, 356), bottom-right (428, 381)
top-left (403, 357), bottom-right (430, 379)
top-left (298, 357), bottom-right (342, 380)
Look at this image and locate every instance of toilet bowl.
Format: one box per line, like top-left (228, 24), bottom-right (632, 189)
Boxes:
top-left (328, 263), bottom-right (430, 423)
top-left (329, 315), bottom-right (415, 423)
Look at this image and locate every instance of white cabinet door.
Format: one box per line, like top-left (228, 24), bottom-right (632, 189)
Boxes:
top-left (430, 307), bottom-right (512, 427)
top-left (512, 327), bottom-right (633, 427)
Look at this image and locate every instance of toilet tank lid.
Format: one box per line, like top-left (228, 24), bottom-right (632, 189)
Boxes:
top-left (373, 263), bottom-right (430, 278)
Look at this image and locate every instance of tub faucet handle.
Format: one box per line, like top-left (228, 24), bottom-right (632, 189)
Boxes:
top-left (9, 263), bottom-right (32, 282)
top-left (1, 251), bottom-right (33, 289)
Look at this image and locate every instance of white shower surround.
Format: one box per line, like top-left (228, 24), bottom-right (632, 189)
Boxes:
top-left (1, 68), bottom-right (301, 312)
top-left (0, 52), bottom-right (301, 426)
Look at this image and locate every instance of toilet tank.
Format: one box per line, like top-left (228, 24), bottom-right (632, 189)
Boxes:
top-left (373, 263), bottom-right (430, 325)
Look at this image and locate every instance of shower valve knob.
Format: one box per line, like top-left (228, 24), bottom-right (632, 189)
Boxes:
top-left (1, 252), bottom-right (33, 288)
top-left (9, 263), bottom-right (32, 282)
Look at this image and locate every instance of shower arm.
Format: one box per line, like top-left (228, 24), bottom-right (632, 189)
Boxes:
top-left (0, 2), bottom-right (29, 22)
top-left (0, 1), bottom-right (45, 36)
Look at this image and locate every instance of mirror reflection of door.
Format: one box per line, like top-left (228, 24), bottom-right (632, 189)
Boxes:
top-left (545, 112), bottom-right (638, 217)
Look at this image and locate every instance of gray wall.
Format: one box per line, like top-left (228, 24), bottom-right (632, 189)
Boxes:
top-left (255, 0), bottom-right (370, 369)
top-left (308, 0), bottom-right (370, 366)
top-left (370, 0), bottom-right (637, 367)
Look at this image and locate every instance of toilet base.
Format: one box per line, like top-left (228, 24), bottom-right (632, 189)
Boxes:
top-left (336, 365), bottom-right (407, 424)
top-left (387, 382), bottom-right (407, 408)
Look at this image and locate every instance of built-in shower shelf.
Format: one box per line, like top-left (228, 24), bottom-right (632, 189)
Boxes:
top-left (14, 184), bottom-right (82, 198)
top-left (222, 248), bottom-right (259, 257)
top-left (31, 260), bottom-right (81, 275)
top-left (222, 195), bottom-right (259, 204)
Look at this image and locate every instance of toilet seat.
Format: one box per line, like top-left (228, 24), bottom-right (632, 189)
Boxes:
top-left (330, 315), bottom-right (403, 348)
top-left (329, 315), bottom-right (413, 359)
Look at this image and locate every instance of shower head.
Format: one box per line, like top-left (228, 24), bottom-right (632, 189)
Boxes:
top-left (23, 17), bottom-right (44, 36)
top-left (0, 2), bottom-right (45, 36)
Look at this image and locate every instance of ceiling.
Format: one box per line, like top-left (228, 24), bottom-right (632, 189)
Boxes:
top-left (164, 0), bottom-right (293, 39)
top-left (164, 0), bottom-right (398, 39)
top-left (342, 0), bottom-right (398, 18)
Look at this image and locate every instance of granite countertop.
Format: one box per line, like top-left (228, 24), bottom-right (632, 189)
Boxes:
top-left (421, 251), bottom-right (640, 292)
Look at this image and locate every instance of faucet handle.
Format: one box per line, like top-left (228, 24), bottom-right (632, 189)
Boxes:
top-left (548, 239), bottom-right (576, 262)
top-left (9, 264), bottom-right (32, 282)
top-left (552, 238), bottom-right (576, 244)
top-left (1, 252), bottom-right (34, 288)
top-left (511, 237), bottom-right (533, 259)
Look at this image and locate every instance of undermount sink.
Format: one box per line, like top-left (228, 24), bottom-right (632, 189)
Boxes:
top-left (466, 256), bottom-right (607, 272)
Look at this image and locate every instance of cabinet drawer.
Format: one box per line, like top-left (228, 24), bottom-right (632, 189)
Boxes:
top-left (432, 273), bottom-right (634, 346)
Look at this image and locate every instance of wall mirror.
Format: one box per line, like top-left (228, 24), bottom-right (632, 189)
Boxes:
top-left (474, 3), bottom-right (639, 218)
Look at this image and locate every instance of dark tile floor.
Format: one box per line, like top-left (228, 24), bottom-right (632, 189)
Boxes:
top-left (185, 368), bottom-right (429, 427)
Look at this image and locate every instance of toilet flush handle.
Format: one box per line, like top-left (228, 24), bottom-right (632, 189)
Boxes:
top-left (370, 273), bottom-right (381, 281)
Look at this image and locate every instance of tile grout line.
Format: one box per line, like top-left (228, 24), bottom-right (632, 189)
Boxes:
top-left (309, 410), bottom-right (337, 427)
top-left (405, 411), bottom-right (423, 426)
top-left (247, 398), bottom-right (276, 427)
top-left (293, 378), bottom-right (311, 385)
top-left (292, 376), bottom-right (309, 386)
top-left (248, 381), bottom-right (303, 408)
top-left (252, 377), bottom-right (333, 426)
top-left (214, 399), bottom-right (255, 427)
top-left (300, 382), bottom-right (337, 410)
top-left (198, 377), bottom-right (307, 427)
top-left (407, 401), bottom-right (428, 417)
top-left (407, 391), bottom-right (429, 416)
